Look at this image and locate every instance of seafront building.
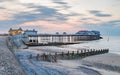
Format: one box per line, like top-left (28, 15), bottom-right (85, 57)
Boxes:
top-left (24, 29), bottom-right (37, 36)
top-left (9, 28), bottom-right (23, 35)
top-left (8, 28), bottom-right (101, 45)
top-left (27, 30), bottom-right (101, 45)
top-left (28, 34), bottom-right (75, 44)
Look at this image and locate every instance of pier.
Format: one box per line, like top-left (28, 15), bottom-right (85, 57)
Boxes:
top-left (29, 49), bottom-right (109, 62)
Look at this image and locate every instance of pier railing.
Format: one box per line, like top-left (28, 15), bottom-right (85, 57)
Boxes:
top-left (29, 49), bottom-right (109, 62)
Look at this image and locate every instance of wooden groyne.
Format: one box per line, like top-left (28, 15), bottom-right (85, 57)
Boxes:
top-left (29, 49), bottom-right (109, 63)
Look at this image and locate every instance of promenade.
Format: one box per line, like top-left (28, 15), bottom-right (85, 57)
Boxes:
top-left (0, 36), bottom-right (25, 75)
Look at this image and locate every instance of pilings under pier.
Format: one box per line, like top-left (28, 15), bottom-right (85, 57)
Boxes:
top-left (29, 49), bottom-right (109, 63)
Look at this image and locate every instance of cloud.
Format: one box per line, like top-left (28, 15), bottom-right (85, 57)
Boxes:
top-left (12, 5), bottom-right (69, 24)
top-left (89, 10), bottom-right (100, 14)
top-left (108, 20), bottom-right (120, 26)
top-left (89, 10), bottom-right (112, 17)
top-left (0, 0), bottom-right (37, 21)
top-left (81, 17), bottom-right (101, 21)
top-left (0, 0), bottom-right (81, 28)
top-left (37, 6), bottom-right (58, 16)
top-left (82, 19), bottom-right (120, 35)
top-left (54, 1), bottom-right (67, 5)
top-left (52, 0), bottom-right (72, 10)
top-left (0, 0), bottom-right (119, 35)
top-left (96, 13), bottom-right (111, 17)
top-left (18, 20), bottom-right (81, 33)
top-left (109, 20), bottom-right (120, 23)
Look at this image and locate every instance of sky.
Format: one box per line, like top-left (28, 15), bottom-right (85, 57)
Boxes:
top-left (0, 0), bottom-right (120, 35)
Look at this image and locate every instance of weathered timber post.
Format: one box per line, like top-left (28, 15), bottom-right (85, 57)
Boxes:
top-left (107, 49), bottom-right (109, 53)
top-left (93, 49), bottom-right (96, 55)
top-left (87, 49), bottom-right (90, 56)
top-left (54, 52), bottom-right (57, 62)
top-left (94, 49), bottom-right (96, 55)
top-left (85, 49), bottom-right (88, 56)
top-left (100, 49), bottom-right (102, 54)
top-left (29, 54), bottom-right (32, 59)
top-left (61, 52), bottom-right (64, 59)
top-left (102, 49), bottom-right (104, 53)
top-left (96, 50), bottom-right (98, 54)
top-left (99, 49), bottom-right (101, 54)
top-left (90, 49), bottom-right (92, 55)
top-left (45, 53), bottom-right (48, 61)
top-left (67, 51), bottom-right (70, 59)
top-left (95, 49), bottom-right (98, 54)
top-left (76, 50), bottom-right (79, 58)
top-left (106, 49), bottom-right (108, 53)
top-left (42, 53), bottom-right (46, 60)
top-left (104, 49), bottom-right (106, 53)
top-left (80, 50), bottom-right (83, 57)
top-left (99, 49), bottom-right (102, 54)
top-left (77, 50), bottom-right (79, 55)
top-left (81, 50), bottom-right (85, 57)
top-left (84, 49), bottom-right (86, 57)
top-left (92, 49), bottom-right (94, 55)
top-left (48, 53), bottom-right (52, 62)
top-left (104, 49), bottom-right (105, 53)
top-left (72, 51), bottom-right (74, 59)
top-left (36, 54), bottom-right (40, 61)
top-left (102, 49), bottom-right (105, 53)
top-left (97, 49), bottom-right (99, 54)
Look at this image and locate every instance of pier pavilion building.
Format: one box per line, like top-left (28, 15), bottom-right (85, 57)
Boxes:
top-left (8, 28), bottom-right (101, 45)
top-left (28, 34), bottom-right (75, 45)
top-left (28, 30), bottom-right (101, 45)
top-left (24, 29), bottom-right (37, 36)
top-left (9, 28), bottom-right (23, 35)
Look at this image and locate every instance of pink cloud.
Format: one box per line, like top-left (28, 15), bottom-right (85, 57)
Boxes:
top-left (18, 20), bottom-right (85, 33)
top-left (0, 15), bottom-right (11, 21)
top-left (0, 16), bottom-right (5, 20)
top-left (0, 11), bottom-right (13, 21)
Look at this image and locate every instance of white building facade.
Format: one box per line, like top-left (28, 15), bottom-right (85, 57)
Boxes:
top-left (28, 34), bottom-right (75, 44)
top-left (27, 30), bottom-right (101, 45)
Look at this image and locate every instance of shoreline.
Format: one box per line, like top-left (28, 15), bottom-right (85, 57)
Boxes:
top-left (6, 35), bottom-right (120, 75)
top-left (81, 53), bottom-right (120, 73)
top-left (15, 46), bottom-right (120, 75)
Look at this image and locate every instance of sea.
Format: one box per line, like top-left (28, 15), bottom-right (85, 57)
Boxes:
top-left (65, 36), bottom-right (120, 55)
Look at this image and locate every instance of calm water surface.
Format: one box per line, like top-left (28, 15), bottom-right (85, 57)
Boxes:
top-left (66, 36), bottom-right (120, 55)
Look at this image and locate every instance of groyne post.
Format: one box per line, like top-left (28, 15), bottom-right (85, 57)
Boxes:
top-left (87, 49), bottom-right (90, 56)
top-left (36, 54), bottom-right (40, 60)
top-left (76, 50), bottom-right (79, 58)
top-left (29, 54), bottom-right (32, 59)
top-left (80, 50), bottom-right (83, 57)
top-left (42, 53), bottom-right (46, 60)
top-left (72, 51), bottom-right (74, 59)
top-left (67, 51), bottom-right (70, 59)
top-left (61, 52), bottom-right (64, 59)
top-left (54, 52), bottom-right (57, 62)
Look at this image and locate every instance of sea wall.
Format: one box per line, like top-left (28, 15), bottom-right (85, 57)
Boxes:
top-left (0, 36), bottom-right (26, 75)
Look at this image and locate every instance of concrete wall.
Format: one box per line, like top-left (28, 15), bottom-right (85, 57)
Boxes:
top-left (0, 36), bottom-right (26, 75)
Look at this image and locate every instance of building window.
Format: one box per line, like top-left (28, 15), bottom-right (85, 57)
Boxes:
top-left (29, 40), bottom-right (32, 42)
top-left (33, 40), bottom-right (36, 43)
